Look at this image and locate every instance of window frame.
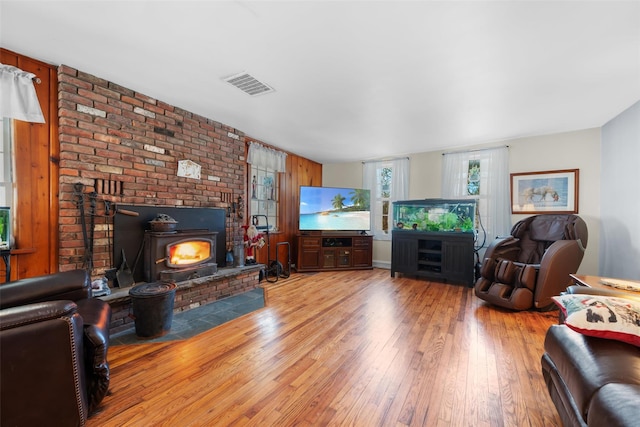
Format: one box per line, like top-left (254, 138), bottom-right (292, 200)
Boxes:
top-left (248, 163), bottom-right (279, 231)
top-left (364, 158), bottom-right (409, 241)
top-left (0, 118), bottom-right (14, 248)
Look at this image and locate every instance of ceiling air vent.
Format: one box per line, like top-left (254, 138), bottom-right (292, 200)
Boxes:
top-left (223, 72), bottom-right (275, 96)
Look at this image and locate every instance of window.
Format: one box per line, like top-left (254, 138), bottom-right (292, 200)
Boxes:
top-left (379, 166), bottom-right (391, 233)
top-left (0, 118), bottom-right (13, 248)
top-left (246, 142), bottom-right (287, 231)
top-left (441, 146), bottom-right (511, 258)
top-left (249, 164), bottom-right (279, 230)
top-left (0, 119), bottom-right (13, 207)
top-left (363, 158), bottom-right (409, 240)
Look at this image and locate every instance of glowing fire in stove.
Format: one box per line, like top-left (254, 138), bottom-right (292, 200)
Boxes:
top-left (168, 239), bottom-right (212, 266)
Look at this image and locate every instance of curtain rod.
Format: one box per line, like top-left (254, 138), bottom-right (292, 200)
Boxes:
top-left (442, 145), bottom-right (509, 156)
top-left (362, 156), bottom-right (409, 164)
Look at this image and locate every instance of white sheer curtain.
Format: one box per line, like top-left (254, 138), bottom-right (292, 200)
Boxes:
top-left (0, 64), bottom-right (45, 123)
top-left (442, 146), bottom-right (510, 258)
top-left (246, 142), bottom-right (287, 172)
top-left (363, 157), bottom-right (409, 240)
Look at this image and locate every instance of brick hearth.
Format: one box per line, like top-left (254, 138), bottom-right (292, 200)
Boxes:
top-left (101, 265), bottom-right (263, 335)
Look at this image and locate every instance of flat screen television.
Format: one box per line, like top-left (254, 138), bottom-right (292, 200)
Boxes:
top-left (299, 186), bottom-right (371, 232)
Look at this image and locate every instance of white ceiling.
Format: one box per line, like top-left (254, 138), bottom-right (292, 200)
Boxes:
top-left (2, 1), bottom-right (639, 164)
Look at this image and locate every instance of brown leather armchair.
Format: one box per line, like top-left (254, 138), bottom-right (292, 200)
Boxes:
top-left (0, 269), bottom-right (111, 426)
top-left (474, 214), bottom-right (588, 310)
top-left (542, 285), bottom-right (640, 426)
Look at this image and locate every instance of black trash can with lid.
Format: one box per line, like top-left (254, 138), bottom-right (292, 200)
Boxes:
top-left (129, 282), bottom-right (177, 339)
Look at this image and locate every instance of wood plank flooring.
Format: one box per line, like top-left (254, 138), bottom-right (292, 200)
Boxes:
top-left (88, 269), bottom-right (561, 426)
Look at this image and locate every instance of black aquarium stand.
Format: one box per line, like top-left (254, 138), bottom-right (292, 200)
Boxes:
top-left (391, 230), bottom-right (475, 287)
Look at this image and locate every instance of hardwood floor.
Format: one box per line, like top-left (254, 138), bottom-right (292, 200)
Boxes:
top-left (89, 269), bottom-right (561, 426)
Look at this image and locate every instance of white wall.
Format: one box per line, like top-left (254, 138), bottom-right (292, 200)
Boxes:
top-left (323, 127), bottom-right (601, 275)
top-left (507, 129), bottom-right (600, 275)
top-left (600, 101), bottom-right (640, 280)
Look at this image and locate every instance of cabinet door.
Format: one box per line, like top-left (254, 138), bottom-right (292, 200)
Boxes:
top-left (352, 248), bottom-right (370, 267)
top-left (300, 248), bottom-right (321, 270)
top-left (298, 237), bottom-right (322, 270)
top-left (323, 248), bottom-right (337, 268)
top-left (442, 238), bottom-right (474, 285)
top-left (352, 236), bottom-right (372, 267)
top-left (391, 236), bottom-right (418, 275)
top-left (337, 249), bottom-right (351, 267)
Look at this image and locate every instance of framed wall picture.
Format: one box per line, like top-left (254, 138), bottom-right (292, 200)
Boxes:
top-left (510, 169), bottom-right (579, 214)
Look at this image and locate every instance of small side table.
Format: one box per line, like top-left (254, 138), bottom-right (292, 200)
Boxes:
top-left (570, 274), bottom-right (640, 291)
top-left (1, 249), bottom-right (10, 282)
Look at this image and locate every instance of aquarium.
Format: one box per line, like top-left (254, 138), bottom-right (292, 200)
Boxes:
top-left (392, 199), bottom-right (477, 233)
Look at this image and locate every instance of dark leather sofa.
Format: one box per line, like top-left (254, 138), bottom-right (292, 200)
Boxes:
top-left (541, 285), bottom-right (640, 426)
top-left (0, 269), bottom-right (112, 427)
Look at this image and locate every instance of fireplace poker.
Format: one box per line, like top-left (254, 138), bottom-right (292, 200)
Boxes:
top-left (87, 191), bottom-right (98, 271)
top-left (73, 183), bottom-right (91, 270)
top-left (104, 200), bottom-right (113, 267)
top-left (131, 238), bottom-right (145, 277)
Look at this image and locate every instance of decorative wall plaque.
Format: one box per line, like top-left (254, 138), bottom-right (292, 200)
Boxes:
top-left (177, 159), bottom-right (201, 180)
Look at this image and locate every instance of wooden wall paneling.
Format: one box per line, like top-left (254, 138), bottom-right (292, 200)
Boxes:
top-left (264, 153), bottom-right (321, 271)
top-left (46, 59), bottom-right (60, 274)
top-left (281, 153), bottom-right (294, 238)
top-left (290, 154), bottom-right (322, 268)
top-left (246, 146), bottom-right (321, 269)
top-left (285, 154), bottom-right (299, 267)
top-left (0, 49), bottom-right (58, 280)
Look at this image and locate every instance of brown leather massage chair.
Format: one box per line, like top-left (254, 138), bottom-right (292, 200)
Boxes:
top-left (474, 214), bottom-right (588, 311)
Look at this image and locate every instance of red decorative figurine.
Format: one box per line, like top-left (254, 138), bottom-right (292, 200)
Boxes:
top-left (243, 224), bottom-right (264, 265)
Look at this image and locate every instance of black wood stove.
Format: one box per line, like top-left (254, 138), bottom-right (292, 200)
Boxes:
top-left (143, 229), bottom-right (218, 282)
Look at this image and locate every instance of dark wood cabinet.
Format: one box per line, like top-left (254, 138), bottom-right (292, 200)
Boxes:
top-left (352, 237), bottom-right (373, 268)
top-left (391, 231), bottom-right (475, 286)
top-left (298, 236), bottom-right (323, 270)
top-left (297, 234), bottom-right (373, 272)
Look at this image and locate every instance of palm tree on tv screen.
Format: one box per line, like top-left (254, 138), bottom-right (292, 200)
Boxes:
top-left (332, 194), bottom-right (346, 211)
top-left (350, 189), bottom-right (370, 209)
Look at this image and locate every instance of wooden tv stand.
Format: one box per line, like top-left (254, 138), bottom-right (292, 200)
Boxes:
top-left (297, 233), bottom-right (373, 272)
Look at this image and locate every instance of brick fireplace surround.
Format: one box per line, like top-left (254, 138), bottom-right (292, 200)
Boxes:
top-left (57, 65), bottom-right (255, 326)
top-left (58, 64), bottom-right (246, 273)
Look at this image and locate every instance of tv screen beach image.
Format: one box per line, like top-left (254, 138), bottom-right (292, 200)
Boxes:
top-left (299, 187), bottom-right (370, 231)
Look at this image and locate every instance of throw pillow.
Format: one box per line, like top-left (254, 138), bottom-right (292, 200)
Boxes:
top-left (552, 294), bottom-right (640, 347)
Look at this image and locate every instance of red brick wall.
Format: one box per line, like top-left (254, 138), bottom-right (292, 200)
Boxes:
top-left (57, 65), bottom-right (246, 275)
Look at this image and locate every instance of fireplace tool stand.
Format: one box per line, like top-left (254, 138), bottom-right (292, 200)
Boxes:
top-left (251, 215), bottom-right (290, 283)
